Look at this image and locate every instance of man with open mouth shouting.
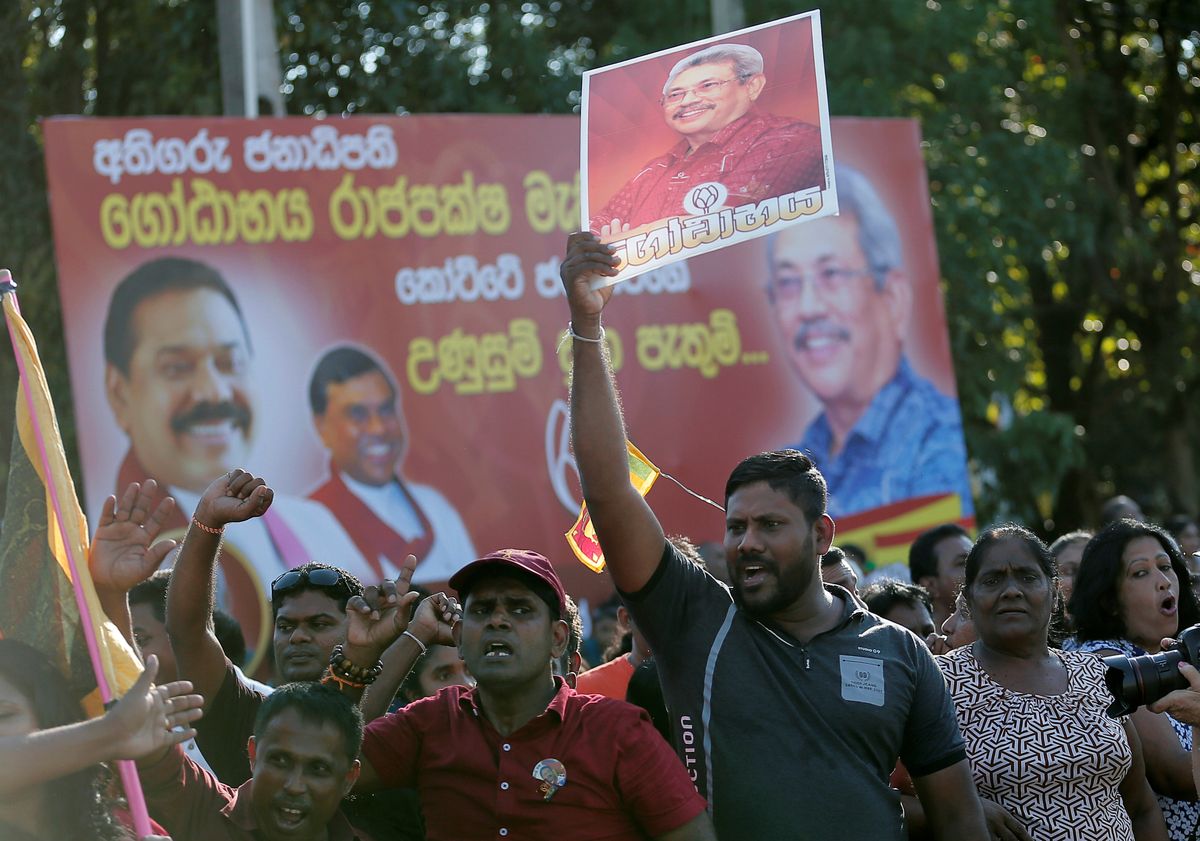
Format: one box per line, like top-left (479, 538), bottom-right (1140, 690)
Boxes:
top-left (561, 231), bottom-right (989, 841)
top-left (334, 549), bottom-right (716, 841)
top-left (138, 681), bottom-right (367, 841)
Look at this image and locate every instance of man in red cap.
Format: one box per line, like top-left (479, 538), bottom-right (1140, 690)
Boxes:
top-left (332, 549), bottom-right (715, 841)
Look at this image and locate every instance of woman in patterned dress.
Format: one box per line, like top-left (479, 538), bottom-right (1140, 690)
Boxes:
top-left (1072, 519), bottom-right (1200, 841)
top-left (939, 524), bottom-right (1167, 841)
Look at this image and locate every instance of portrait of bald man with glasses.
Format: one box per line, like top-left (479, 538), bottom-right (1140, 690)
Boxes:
top-left (589, 42), bottom-right (825, 239)
top-left (765, 163), bottom-right (974, 520)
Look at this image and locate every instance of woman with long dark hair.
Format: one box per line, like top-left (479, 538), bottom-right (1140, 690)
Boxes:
top-left (939, 524), bottom-right (1165, 840)
top-left (1071, 519), bottom-right (1200, 840)
top-left (0, 640), bottom-right (201, 841)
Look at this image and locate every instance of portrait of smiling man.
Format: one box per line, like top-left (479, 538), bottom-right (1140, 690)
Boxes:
top-left (308, 345), bottom-right (475, 585)
top-left (765, 163), bottom-right (974, 520)
top-left (102, 257), bottom-right (370, 634)
top-left (588, 42), bottom-right (825, 238)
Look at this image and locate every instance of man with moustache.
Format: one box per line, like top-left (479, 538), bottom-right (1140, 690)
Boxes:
top-left (765, 163), bottom-right (973, 520)
top-left (589, 43), bottom-right (823, 238)
top-left (308, 345), bottom-right (475, 585)
top-left (161, 470), bottom-right (364, 783)
top-left (103, 257), bottom-right (369, 656)
top-left (561, 232), bottom-right (988, 840)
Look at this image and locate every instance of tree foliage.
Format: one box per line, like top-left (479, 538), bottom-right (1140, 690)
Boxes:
top-left (1, 0), bottom-right (1197, 534)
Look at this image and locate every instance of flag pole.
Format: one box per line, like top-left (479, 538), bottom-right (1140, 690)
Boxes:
top-left (1, 270), bottom-right (154, 837)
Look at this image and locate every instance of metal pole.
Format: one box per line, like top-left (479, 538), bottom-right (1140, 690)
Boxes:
top-left (710, 0), bottom-right (746, 34)
top-left (241, 0), bottom-right (258, 117)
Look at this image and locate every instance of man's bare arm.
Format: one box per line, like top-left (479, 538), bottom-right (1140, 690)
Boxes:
top-left (563, 232), bottom-right (665, 594)
top-left (912, 759), bottom-right (989, 841)
top-left (360, 591), bottom-right (460, 722)
top-left (165, 470), bottom-right (272, 711)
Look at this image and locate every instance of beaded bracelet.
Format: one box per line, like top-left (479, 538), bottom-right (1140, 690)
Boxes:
top-left (328, 644), bottom-right (384, 685)
top-left (191, 517), bottom-right (224, 535)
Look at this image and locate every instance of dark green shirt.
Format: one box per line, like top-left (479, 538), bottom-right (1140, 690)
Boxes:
top-left (624, 542), bottom-right (966, 840)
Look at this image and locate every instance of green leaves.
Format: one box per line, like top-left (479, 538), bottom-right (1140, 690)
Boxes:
top-left (3, 0), bottom-right (1197, 531)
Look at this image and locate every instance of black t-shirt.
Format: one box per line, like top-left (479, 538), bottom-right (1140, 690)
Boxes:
top-left (193, 660), bottom-right (262, 786)
top-left (622, 542), bottom-right (966, 840)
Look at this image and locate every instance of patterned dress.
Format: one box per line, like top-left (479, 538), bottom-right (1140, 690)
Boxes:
top-left (938, 646), bottom-right (1135, 840)
top-left (1076, 638), bottom-right (1200, 841)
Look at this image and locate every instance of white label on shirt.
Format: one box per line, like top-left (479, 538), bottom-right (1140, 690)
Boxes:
top-left (840, 655), bottom-right (885, 706)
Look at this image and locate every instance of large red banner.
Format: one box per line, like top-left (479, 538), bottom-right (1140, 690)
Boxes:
top-left (43, 115), bottom-right (971, 671)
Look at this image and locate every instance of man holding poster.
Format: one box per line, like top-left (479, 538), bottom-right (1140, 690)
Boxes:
top-left (588, 42), bottom-right (824, 238)
top-left (561, 231), bottom-right (988, 840)
top-left (765, 163), bottom-right (974, 519)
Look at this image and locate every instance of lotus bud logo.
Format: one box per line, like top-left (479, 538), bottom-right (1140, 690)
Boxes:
top-left (683, 181), bottom-right (729, 216)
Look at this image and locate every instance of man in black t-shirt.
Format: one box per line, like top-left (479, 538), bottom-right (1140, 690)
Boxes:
top-left (560, 232), bottom-right (988, 841)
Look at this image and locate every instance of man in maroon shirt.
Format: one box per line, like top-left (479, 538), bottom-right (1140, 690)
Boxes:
top-left (333, 549), bottom-right (716, 840)
top-left (590, 43), bottom-right (824, 238)
top-left (139, 682), bottom-right (367, 841)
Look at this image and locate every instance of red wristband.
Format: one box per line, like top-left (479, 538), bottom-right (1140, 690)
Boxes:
top-left (191, 517), bottom-right (224, 535)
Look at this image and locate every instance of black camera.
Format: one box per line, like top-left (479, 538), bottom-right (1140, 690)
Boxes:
top-left (1103, 624), bottom-right (1200, 717)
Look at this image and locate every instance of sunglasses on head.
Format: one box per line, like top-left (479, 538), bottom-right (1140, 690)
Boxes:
top-left (271, 567), bottom-right (352, 599)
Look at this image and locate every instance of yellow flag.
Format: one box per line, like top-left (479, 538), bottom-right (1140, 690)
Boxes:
top-left (566, 441), bottom-right (660, 573)
top-left (1, 286), bottom-right (141, 715)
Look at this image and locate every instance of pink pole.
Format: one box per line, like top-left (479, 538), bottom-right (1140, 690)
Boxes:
top-left (2, 279), bottom-right (154, 837)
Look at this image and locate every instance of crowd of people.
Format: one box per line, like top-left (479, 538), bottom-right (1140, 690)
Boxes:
top-left (8, 232), bottom-right (1200, 841)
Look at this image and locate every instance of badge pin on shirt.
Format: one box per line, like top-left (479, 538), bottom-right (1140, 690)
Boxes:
top-left (532, 758), bottom-right (567, 801)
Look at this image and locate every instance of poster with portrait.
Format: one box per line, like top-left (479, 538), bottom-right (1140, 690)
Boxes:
top-left (581, 10), bottom-right (837, 285)
top-left (42, 115), bottom-right (967, 676)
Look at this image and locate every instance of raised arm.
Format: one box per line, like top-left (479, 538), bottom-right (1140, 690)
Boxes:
top-left (164, 470), bottom-right (272, 711)
top-left (323, 571), bottom-right (432, 795)
top-left (562, 232), bottom-right (666, 594)
top-left (0, 656), bottom-right (202, 795)
top-left (322, 570), bottom-right (424, 710)
top-left (361, 588), bottom-right (461, 723)
top-left (89, 480), bottom-right (178, 647)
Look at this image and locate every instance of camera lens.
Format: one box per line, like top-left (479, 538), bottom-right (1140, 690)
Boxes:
top-left (1103, 650), bottom-right (1186, 717)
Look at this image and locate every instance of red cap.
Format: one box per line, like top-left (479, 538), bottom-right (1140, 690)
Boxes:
top-left (449, 549), bottom-right (567, 616)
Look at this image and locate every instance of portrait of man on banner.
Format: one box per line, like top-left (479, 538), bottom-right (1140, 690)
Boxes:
top-left (764, 161), bottom-right (974, 523)
top-left (582, 10), bottom-right (837, 283)
top-left (101, 256), bottom-right (371, 664)
top-left (307, 344), bottom-right (476, 585)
